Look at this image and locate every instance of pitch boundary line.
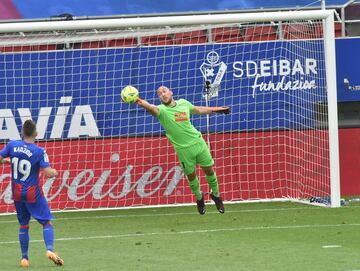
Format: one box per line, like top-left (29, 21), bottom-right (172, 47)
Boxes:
top-left (322, 245), bottom-right (342, 248)
top-left (0, 223), bottom-right (359, 245)
top-left (0, 207), bottom-right (315, 224)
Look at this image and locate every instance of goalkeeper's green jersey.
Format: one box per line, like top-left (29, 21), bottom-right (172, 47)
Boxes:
top-left (157, 99), bottom-right (202, 149)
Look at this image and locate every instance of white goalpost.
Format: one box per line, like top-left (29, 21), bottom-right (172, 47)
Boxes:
top-left (0, 10), bottom-right (340, 213)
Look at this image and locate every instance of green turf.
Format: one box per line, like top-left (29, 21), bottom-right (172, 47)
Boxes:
top-left (1, 202), bottom-right (360, 270)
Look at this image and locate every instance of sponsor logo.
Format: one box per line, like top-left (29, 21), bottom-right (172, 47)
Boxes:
top-left (0, 96), bottom-right (100, 140)
top-left (233, 59), bottom-right (318, 98)
top-left (0, 156), bottom-right (184, 205)
top-left (344, 78), bottom-right (360, 91)
top-left (174, 112), bottom-right (188, 122)
top-left (200, 51), bottom-right (227, 99)
top-left (200, 51), bottom-right (318, 99)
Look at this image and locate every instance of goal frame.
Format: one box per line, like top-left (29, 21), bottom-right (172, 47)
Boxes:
top-left (0, 10), bottom-right (340, 208)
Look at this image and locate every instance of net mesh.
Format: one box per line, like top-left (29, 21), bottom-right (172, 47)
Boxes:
top-left (0, 19), bottom-right (332, 212)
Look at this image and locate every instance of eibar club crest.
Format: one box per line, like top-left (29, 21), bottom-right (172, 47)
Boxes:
top-left (200, 51), bottom-right (227, 100)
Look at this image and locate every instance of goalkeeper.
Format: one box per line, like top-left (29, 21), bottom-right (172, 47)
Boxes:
top-left (135, 86), bottom-right (229, 215)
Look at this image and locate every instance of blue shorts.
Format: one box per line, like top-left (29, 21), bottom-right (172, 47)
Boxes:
top-left (14, 197), bottom-right (53, 226)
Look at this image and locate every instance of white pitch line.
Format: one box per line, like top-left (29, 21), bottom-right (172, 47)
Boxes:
top-left (0, 207), bottom-right (313, 224)
top-left (322, 245), bottom-right (342, 248)
top-left (0, 223), bottom-right (360, 245)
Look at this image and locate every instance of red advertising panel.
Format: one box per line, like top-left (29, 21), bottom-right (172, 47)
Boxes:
top-left (0, 129), bottom-right (341, 212)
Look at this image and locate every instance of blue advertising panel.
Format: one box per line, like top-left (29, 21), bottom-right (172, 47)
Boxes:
top-left (3, 38), bottom-right (357, 140)
top-left (336, 38), bottom-right (360, 101)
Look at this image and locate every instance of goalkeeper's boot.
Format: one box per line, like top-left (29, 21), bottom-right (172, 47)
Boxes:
top-left (20, 258), bottom-right (29, 268)
top-left (196, 194), bottom-right (206, 215)
top-left (210, 193), bottom-right (225, 214)
top-left (47, 250), bottom-right (64, 266)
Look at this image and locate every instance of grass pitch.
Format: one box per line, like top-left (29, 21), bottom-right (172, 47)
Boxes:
top-left (0, 202), bottom-right (360, 271)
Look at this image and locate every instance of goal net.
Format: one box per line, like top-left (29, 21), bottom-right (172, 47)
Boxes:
top-left (0, 10), bottom-right (340, 213)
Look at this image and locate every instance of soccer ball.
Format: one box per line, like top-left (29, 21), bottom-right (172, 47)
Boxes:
top-left (121, 86), bottom-right (139, 104)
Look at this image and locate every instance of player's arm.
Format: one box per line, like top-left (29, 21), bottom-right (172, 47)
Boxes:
top-left (0, 155), bottom-right (11, 165)
top-left (40, 149), bottom-right (57, 178)
top-left (191, 106), bottom-right (230, 115)
top-left (135, 98), bottom-right (160, 117)
top-left (0, 143), bottom-right (11, 165)
top-left (43, 167), bottom-right (58, 178)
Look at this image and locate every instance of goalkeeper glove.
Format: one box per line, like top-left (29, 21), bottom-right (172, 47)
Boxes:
top-left (212, 106), bottom-right (230, 114)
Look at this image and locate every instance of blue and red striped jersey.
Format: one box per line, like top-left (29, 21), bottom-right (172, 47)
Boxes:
top-left (0, 140), bottom-right (50, 203)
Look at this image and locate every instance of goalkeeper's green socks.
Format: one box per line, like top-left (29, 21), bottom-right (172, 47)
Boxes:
top-left (206, 173), bottom-right (220, 197)
top-left (188, 176), bottom-right (202, 200)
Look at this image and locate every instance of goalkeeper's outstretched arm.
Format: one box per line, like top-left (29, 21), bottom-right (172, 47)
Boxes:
top-left (191, 106), bottom-right (230, 115)
top-left (136, 98), bottom-right (160, 117)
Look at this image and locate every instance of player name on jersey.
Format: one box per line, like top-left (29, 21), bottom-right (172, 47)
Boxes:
top-left (13, 146), bottom-right (33, 157)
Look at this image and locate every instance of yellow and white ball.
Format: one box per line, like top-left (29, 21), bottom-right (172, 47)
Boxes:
top-left (121, 85), bottom-right (139, 104)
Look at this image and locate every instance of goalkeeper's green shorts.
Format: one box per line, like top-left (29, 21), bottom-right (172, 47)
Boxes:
top-left (174, 138), bottom-right (214, 175)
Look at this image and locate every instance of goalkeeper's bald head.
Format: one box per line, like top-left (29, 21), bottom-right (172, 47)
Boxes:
top-left (157, 86), bottom-right (174, 105)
